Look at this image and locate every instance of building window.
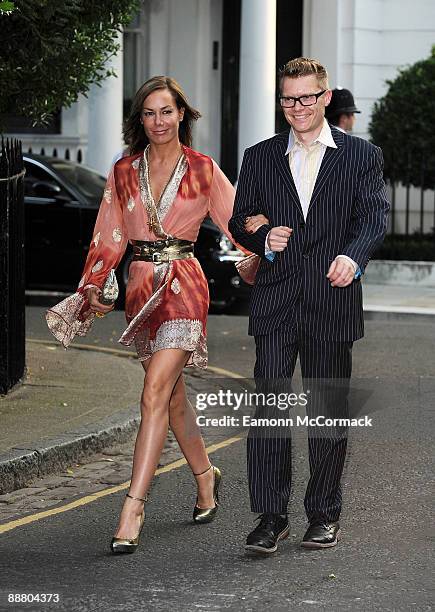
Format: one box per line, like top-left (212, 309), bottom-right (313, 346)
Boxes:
top-left (275, 0), bottom-right (303, 133)
top-left (123, 9), bottom-right (147, 119)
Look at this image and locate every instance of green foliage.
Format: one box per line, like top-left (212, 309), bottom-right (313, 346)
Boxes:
top-left (373, 233), bottom-right (435, 261)
top-left (0, 0), bottom-right (140, 126)
top-left (0, 1), bottom-right (15, 14)
top-left (369, 46), bottom-right (435, 190)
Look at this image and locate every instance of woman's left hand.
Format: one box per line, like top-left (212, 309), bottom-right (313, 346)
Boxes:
top-left (245, 214), bottom-right (269, 234)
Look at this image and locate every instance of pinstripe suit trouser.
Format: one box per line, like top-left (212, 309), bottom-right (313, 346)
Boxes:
top-left (248, 322), bottom-right (353, 521)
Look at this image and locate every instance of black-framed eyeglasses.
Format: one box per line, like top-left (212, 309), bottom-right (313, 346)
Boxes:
top-left (279, 90), bottom-right (326, 108)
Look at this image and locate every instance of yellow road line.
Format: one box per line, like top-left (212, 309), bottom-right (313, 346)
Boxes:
top-left (0, 435), bottom-right (243, 535)
top-left (28, 340), bottom-right (247, 377)
top-left (206, 365), bottom-right (245, 378)
top-left (28, 338), bottom-right (137, 359)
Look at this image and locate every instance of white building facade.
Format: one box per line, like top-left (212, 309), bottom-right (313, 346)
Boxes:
top-left (7, 0), bottom-right (435, 231)
top-left (305, 0), bottom-right (435, 140)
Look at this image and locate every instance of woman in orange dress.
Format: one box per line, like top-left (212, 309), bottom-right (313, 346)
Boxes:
top-left (46, 76), bottom-right (266, 554)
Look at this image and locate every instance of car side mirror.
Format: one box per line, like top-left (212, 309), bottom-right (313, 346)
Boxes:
top-left (32, 181), bottom-right (62, 198)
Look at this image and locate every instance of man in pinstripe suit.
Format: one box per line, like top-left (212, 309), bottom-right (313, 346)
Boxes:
top-left (229, 57), bottom-right (389, 554)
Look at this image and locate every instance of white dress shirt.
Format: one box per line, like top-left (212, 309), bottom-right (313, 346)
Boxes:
top-left (265, 119), bottom-right (357, 273)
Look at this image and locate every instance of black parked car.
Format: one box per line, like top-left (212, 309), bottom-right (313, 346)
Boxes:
top-left (24, 155), bottom-right (250, 309)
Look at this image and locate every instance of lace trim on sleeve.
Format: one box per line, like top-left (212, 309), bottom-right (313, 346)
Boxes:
top-left (46, 293), bottom-right (95, 348)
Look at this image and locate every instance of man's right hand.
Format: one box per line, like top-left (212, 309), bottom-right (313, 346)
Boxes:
top-left (267, 226), bottom-right (293, 252)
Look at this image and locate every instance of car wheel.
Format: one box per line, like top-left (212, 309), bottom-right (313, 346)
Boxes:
top-left (209, 297), bottom-right (235, 314)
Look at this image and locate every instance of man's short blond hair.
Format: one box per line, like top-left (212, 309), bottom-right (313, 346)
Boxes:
top-left (279, 57), bottom-right (329, 91)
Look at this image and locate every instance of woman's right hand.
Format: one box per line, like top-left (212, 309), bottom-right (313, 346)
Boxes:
top-left (244, 214), bottom-right (269, 234)
top-left (85, 286), bottom-right (115, 316)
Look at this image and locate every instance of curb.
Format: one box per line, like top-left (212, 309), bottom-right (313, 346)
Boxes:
top-left (0, 340), bottom-right (142, 494)
top-left (363, 306), bottom-right (435, 322)
top-left (0, 405), bottom-right (140, 495)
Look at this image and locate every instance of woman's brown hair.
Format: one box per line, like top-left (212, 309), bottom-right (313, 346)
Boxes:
top-left (123, 76), bottom-right (201, 154)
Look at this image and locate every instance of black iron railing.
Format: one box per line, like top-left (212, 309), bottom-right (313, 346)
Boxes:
top-left (388, 181), bottom-right (435, 236)
top-left (0, 138), bottom-right (25, 394)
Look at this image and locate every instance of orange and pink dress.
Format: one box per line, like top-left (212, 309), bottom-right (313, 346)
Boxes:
top-left (46, 145), bottom-right (241, 369)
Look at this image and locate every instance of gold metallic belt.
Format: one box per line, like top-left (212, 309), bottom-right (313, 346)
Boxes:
top-left (130, 238), bottom-right (194, 263)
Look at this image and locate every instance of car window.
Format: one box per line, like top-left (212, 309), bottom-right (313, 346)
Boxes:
top-left (51, 162), bottom-right (106, 199)
top-left (24, 161), bottom-right (68, 198)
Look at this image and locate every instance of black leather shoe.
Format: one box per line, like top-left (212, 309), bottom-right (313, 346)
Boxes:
top-left (301, 520), bottom-right (340, 549)
top-left (245, 513), bottom-right (289, 554)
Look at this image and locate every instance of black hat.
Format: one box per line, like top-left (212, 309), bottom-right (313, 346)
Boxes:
top-left (325, 88), bottom-right (361, 118)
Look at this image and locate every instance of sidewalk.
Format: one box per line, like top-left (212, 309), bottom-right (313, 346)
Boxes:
top-left (363, 282), bottom-right (435, 316)
top-left (0, 341), bottom-right (147, 494)
top-left (1, 283), bottom-right (434, 495)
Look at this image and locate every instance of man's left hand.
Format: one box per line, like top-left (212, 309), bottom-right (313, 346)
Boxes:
top-left (326, 257), bottom-right (355, 287)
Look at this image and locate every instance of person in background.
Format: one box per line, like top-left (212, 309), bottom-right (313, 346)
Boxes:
top-left (325, 87), bottom-right (361, 133)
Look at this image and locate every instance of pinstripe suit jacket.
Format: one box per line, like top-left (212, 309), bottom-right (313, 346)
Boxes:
top-left (228, 126), bottom-right (390, 340)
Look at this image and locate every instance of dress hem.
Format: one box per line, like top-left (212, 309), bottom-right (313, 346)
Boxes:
top-left (132, 318), bottom-right (208, 369)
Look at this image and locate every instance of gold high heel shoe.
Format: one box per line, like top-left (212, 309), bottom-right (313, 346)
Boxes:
top-left (192, 465), bottom-right (221, 524)
top-left (110, 493), bottom-right (146, 554)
